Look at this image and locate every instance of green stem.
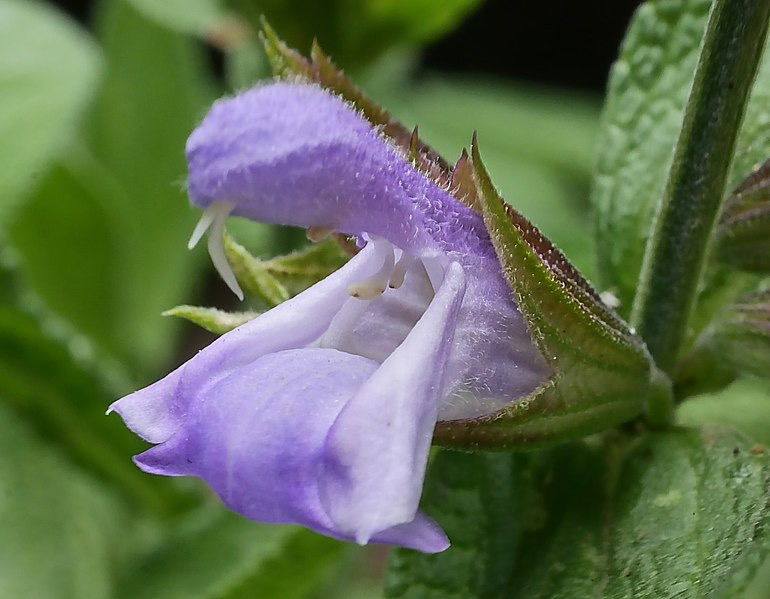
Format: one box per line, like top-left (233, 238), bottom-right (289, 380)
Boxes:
top-left (631, 0), bottom-right (770, 375)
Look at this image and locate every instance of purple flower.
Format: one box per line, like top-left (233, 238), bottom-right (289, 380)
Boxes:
top-left (109, 82), bottom-right (548, 553)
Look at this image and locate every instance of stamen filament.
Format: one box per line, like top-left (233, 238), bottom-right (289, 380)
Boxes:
top-left (188, 203), bottom-right (219, 249)
top-left (389, 253), bottom-right (416, 289)
top-left (347, 239), bottom-right (395, 300)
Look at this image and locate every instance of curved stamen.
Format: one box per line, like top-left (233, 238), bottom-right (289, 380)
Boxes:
top-left (347, 238), bottom-right (395, 300)
top-left (389, 253), bottom-right (416, 289)
top-left (188, 201), bottom-right (243, 300)
top-left (188, 202), bottom-right (222, 249)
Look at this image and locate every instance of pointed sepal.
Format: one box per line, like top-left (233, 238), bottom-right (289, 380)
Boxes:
top-left (223, 233), bottom-right (350, 306)
top-left (223, 233), bottom-right (290, 307)
top-left (164, 305), bottom-right (259, 335)
top-left (717, 158), bottom-right (770, 273)
top-left (434, 139), bottom-right (670, 448)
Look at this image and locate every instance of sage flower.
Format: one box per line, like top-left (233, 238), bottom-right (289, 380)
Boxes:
top-left (109, 82), bottom-right (548, 553)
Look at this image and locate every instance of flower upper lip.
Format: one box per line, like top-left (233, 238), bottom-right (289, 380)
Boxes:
top-left (185, 82), bottom-right (493, 260)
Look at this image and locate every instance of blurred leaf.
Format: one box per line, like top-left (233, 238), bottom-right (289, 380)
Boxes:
top-left (231, 0), bottom-right (480, 71)
top-left (119, 508), bottom-right (348, 599)
top-left (731, 33), bottom-right (770, 189)
top-left (0, 0), bottom-right (100, 222)
top-left (357, 0), bottom-right (479, 45)
top-left (8, 144), bottom-right (137, 361)
top-left (377, 78), bottom-right (600, 276)
top-left (86, 0), bottom-right (215, 374)
top-left (123, 0), bottom-right (226, 36)
top-left (0, 403), bottom-right (130, 599)
top-left (678, 378), bottom-right (770, 446)
top-left (164, 305), bottom-right (258, 334)
top-left (508, 428), bottom-right (770, 598)
top-left (0, 253), bottom-right (190, 514)
top-left (385, 451), bottom-right (520, 599)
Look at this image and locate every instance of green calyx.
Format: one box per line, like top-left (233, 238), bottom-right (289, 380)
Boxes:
top-left (433, 139), bottom-right (670, 449)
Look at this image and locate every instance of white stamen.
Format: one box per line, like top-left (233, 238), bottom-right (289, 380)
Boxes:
top-left (389, 253), bottom-right (415, 289)
top-left (347, 239), bottom-right (395, 300)
top-left (422, 256), bottom-right (448, 293)
top-left (188, 203), bottom-right (222, 249)
top-left (188, 201), bottom-right (243, 300)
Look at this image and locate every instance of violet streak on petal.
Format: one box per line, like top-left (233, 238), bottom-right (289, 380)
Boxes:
top-left (111, 81), bottom-right (549, 554)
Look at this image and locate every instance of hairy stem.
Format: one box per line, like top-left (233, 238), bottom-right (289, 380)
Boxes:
top-left (631, 0), bottom-right (770, 375)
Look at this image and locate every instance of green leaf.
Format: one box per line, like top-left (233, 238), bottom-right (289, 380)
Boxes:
top-left (0, 0), bottom-right (100, 222)
top-left (0, 402), bottom-right (130, 599)
top-left (86, 0), bottom-right (215, 373)
top-left (118, 508), bottom-right (348, 599)
top-left (357, 0), bottom-right (480, 46)
top-left (592, 0), bottom-right (712, 313)
top-left (628, 0), bottom-right (770, 374)
top-left (8, 144), bottom-right (137, 362)
top-left (731, 33), bottom-right (770, 189)
top-left (123, 0), bottom-right (225, 36)
top-left (433, 142), bottom-right (663, 448)
top-left (594, 0), bottom-right (770, 315)
top-left (239, 0), bottom-right (480, 72)
top-left (508, 427), bottom-right (770, 598)
top-left (385, 451), bottom-right (520, 599)
top-left (164, 305), bottom-right (258, 334)
top-left (678, 378), bottom-right (770, 446)
top-left (0, 253), bottom-right (189, 514)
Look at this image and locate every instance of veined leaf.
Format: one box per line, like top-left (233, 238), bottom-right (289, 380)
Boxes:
top-left (118, 508), bottom-right (348, 599)
top-left (592, 0), bottom-right (711, 313)
top-left (508, 427), bottom-right (770, 598)
top-left (385, 451), bottom-right (520, 599)
top-left (0, 403), bottom-right (131, 599)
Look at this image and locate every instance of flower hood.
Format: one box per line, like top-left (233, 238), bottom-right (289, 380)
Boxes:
top-left (109, 82), bottom-right (548, 553)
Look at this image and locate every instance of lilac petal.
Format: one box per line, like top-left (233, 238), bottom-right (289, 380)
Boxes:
top-left (108, 242), bottom-right (381, 443)
top-left (321, 262), bottom-right (467, 543)
top-left (186, 82), bottom-right (489, 258)
top-left (438, 254), bottom-right (551, 420)
top-left (318, 258), bottom-right (435, 363)
top-left (136, 348), bottom-right (379, 534)
top-left (371, 512), bottom-right (449, 553)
